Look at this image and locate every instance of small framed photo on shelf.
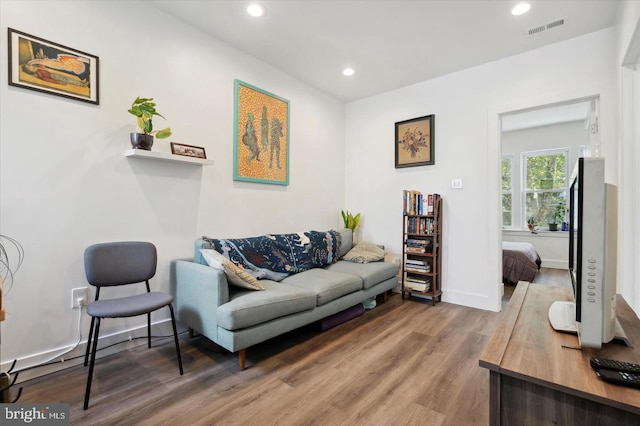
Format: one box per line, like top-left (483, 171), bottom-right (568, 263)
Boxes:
top-left (7, 28), bottom-right (100, 105)
top-left (170, 142), bottom-right (207, 159)
top-left (395, 114), bottom-right (435, 168)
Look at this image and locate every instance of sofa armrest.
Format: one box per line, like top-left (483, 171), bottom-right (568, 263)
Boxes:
top-left (171, 260), bottom-right (230, 340)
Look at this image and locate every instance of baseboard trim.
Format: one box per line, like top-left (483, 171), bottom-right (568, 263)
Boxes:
top-left (7, 319), bottom-right (181, 383)
top-left (541, 260), bottom-right (568, 270)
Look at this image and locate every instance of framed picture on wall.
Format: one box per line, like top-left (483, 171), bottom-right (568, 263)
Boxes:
top-left (233, 79), bottom-right (290, 185)
top-left (170, 142), bottom-right (207, 159)
top-left (395, 114), bottom-right (435, 168)
top-left (7, 28), bottom-right (100, 105)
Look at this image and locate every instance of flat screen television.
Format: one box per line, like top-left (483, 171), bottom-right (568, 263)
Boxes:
top-left (548, 157), bottom-right (629, 348)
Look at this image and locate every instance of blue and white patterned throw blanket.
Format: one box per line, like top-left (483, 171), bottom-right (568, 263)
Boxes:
top-left (203, 230), bottom-right (341, 281)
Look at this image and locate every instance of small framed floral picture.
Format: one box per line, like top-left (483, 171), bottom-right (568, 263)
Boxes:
top-left (395, 114), bottom-right (435, 168)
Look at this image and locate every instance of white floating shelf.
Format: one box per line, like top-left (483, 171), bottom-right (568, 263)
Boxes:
top-left (124, 149), bottom-right (214, 166)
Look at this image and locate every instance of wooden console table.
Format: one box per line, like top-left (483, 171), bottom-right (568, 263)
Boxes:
top-left (479, 282), bottom-right (640, 425)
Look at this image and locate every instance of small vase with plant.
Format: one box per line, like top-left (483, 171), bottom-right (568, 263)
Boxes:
top-left (128, 97), bottom-right (172, 150)
top-left (548, 203), bottom-right (567, 232)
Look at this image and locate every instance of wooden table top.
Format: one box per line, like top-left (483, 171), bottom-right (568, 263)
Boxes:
top-left (479, 282), bottom-right (640, 414)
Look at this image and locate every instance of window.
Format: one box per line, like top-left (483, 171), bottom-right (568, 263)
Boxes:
top-left (501, 155), bottom-right (513, 227)
top-left (522, 149), bottom-right (568, 229)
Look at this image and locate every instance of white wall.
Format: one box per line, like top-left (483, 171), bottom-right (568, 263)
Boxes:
top-left (345, 28), bottom-right (617, 312)
top-left (0, 1), bottom-right (345, 372)
top-left (616, 1), bottom-right (640, 314)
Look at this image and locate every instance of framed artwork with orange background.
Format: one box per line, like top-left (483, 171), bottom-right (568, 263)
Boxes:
top-left (8, 28), bottom-right (99, 104)
top-left (234, 80), bottom-right (289, 185)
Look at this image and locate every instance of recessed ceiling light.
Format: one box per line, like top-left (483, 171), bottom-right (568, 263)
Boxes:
top-left (246, 3), bottom-right (265, 17)
top-left (342, 67), bottom-right (355, 76)
top-left (511, 2), bottom-right (531, 16)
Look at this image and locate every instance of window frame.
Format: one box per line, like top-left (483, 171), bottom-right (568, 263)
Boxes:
top-left (521, 148), bottom-right (570, 231)
top-left (501, 154), bottom-right (514, 229)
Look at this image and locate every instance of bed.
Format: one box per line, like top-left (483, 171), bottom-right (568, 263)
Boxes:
top-left (502, 241), bottom-right (541, 285)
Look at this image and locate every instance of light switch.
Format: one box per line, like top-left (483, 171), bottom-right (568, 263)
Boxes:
top-left (451, 178), bottom-right (463, 189)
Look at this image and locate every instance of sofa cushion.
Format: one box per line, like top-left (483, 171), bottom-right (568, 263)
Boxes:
top-left (200, 249), bottom-right (265, 291)
top-left (324, 260), bottom-right (399, 289)
top-left (216, 281), bottom-right (316, 330)
top-left (336, 228), bottom-right (353, 258)
top-left (342, 242), bottom-right (386, 263)
top-left (281, 268), bottom-right (362, 306)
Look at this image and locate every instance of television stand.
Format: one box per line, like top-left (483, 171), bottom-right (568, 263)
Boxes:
top-left (480, 282), bottom-right (640, 425)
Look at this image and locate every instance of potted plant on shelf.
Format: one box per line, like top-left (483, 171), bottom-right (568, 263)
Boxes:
top-left (548, 203), bottom-right (567, 231)
top-left (527, 217), bottom-right (537, 233)
top-left (128, 97), bottom-right (172, 150)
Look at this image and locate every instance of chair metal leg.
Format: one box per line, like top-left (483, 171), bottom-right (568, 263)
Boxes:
top-left (84, 317), bottom-right (101, 410)
top-left (84, 316), bottom-right (96, 367)
top-left (147, 312), bottom-right (151, 348)
top-left (168, 305), bottom-right (184, 375)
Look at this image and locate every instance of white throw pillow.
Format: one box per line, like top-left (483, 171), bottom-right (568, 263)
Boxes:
top-left (200, 249), bottom-right (265, 291)
top-left (342, 242), bottom-right (386, 263)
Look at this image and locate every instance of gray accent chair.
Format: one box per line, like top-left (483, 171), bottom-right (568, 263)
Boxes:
top-left (83, 241), bottom-right (183, 409)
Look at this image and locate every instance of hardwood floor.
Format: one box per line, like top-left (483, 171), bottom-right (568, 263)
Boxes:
top-left (503, 267), bottom-right (571, 306)
top-left (19, 293), bottom-right (502, 425)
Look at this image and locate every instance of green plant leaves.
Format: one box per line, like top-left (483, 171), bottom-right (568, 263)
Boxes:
top-left (129, 96), bottom-right (169, 136)
top-left (341, 210), bottom-right (361, 230)
top-left (155, 128), bottom-right (172, 139)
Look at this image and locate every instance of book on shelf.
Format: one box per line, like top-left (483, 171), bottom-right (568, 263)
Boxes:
top-left (403, 191), bottom-right (441, 217)
top-left (405, 240), bottom-right (433, 253)
top-left (406, 268), bottom-right (430, 274)
top-left (403, 190), bottom-right (423, 215)
top-left (406, 247), bottom-right (426, 254)
top-left (406, 217), bottom-right (436, 234)
top-left (406, 276), bottom-right (429, 284)
top-left (405, 259), bottom-right (426, 265)
top-left (405, 264), bottom-right (431, 273)
top-left (404, 281), bottom-right (431, 292)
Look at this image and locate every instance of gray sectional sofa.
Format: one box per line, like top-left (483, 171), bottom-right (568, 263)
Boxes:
top-left (171, 229), bottom-right (399, 369)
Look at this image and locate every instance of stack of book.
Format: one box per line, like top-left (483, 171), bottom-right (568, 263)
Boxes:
top-left (404, 259), bottom-right (431, 273)
top-left (405, 238), bottom-right (433, 254)
top-left (404, 276), bottom-right (431, 292)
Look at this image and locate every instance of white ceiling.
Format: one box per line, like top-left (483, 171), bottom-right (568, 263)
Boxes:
top-left (147, 0), bottom-right (620, 103)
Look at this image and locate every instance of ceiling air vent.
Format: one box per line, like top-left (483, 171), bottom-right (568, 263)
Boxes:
top-left (528, 25), bottom-right (546, 36)
top-left (546, 19), bottom-right (566, 30)
top-left (527, 18), bottom-right (567, 36)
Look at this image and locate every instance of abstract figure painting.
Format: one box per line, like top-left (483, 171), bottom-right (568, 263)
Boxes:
top-left (234, 80), bottom-right (290, 185)
top-left (8, 28), bottom-right (99, 105)
top-left (395, 114), bottom-right (435, 168)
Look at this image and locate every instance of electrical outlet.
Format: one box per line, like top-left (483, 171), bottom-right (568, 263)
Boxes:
top-left (71, 287), bottom-right (88, 309)
top-left (451, 178), bottom-right (463, 189)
